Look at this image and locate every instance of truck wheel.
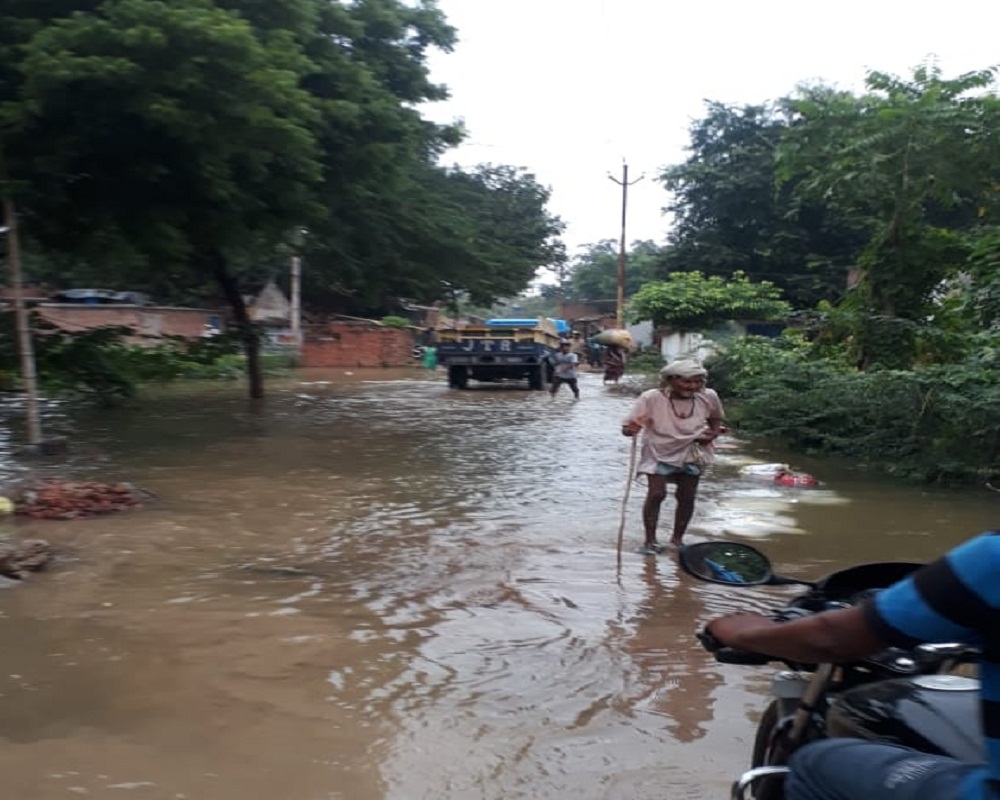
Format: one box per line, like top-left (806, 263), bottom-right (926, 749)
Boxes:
top-left (528, 364), bottom-right (547, 391)
top-left (448, 366), bottom-right (469, 390)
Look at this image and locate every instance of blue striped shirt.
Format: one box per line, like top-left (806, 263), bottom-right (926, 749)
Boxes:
top-left (866, 530), bottom-right (1000, 800)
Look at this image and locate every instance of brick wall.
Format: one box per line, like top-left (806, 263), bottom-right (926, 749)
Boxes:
top-left (300, 320), bottom-right (414, 367)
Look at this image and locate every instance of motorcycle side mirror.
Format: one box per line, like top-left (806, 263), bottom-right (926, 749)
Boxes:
top-left (679, 542), bottom-right (776, 586)
top-left (679, 542), bottom-right (815, 587)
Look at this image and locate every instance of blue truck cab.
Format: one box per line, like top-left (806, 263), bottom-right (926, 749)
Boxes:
top-left (435, 318), bottom-right (567, 390)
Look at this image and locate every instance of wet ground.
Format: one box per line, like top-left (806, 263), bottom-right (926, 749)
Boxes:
top-left (0, 368), bottom-right (996, 800)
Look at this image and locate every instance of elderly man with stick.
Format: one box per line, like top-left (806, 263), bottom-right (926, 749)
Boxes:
top-left (621, 360), bottom-right (726, 555)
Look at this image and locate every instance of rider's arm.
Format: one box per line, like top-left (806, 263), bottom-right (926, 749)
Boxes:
top-left (708, 532), bottom-right (999, 662)
top-left (706, 606), bottom-right (889, 664)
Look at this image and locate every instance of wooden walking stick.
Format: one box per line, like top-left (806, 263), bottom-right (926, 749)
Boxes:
top-left (616, 433), bottom-right (639, 568)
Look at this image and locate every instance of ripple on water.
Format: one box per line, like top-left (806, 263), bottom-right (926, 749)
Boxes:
top-left (1, 372), bottom-right (994, 800)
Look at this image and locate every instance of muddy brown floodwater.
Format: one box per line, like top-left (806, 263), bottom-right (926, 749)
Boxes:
top-left (0, 368), bottom-right (996, 800)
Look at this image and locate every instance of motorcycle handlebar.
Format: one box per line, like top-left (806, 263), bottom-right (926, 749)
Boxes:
top-left (696, 628), bottom-right (773, 665)
top-left (698, 607), bottom-right (816, 665)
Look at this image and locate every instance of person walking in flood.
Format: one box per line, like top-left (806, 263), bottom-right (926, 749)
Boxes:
top-left (621, 359), bottom-right (725, 555)
top-left (603, 344), bottom-right (626, 384)
top-left (549, 340), bottom-right (581, 399)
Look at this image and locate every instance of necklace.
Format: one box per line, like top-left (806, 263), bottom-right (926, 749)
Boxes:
top-left (667, 392), bottom-right (696, 419)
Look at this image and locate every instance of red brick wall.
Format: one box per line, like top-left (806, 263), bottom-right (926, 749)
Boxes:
top-left (300, 321), bottom-right (414, 367)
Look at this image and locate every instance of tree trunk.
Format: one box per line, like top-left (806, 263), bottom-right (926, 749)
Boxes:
top-left (208, 248), bottom-right (265, 399)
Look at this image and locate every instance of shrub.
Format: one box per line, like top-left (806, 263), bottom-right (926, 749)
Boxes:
top-left (715, 334), bottom-right (1000, 485)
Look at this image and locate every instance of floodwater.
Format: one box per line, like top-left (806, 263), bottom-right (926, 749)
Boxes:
top-left (0, 368), bottom-right (996, 800)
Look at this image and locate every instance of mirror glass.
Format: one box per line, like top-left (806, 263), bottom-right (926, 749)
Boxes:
top-left (680, 542), bottom-right (772, 585)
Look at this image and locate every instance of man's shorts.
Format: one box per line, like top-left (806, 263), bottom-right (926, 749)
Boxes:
top-left (655, 462), bottom-right (702, 478)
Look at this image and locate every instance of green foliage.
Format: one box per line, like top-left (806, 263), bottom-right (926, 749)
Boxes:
top-left (625, 346), bottom-right (665, 373)
top-left (380, 315), bottom-right (410, 328)
top-left (4, 0), bottom-right (323, 264)
top-left (661, 61), bottom-right (999, 377)
top-left (0, 314), bottom-right (248, 404)
top-left (629, 271), bottom-right (791, 330)
top-left (1, 0), bottom-right (564, 345)
top-left (777, 61), bottom-right (1000, 367)
top-left (712, 335), bottom-right (1000, 485)
top-left (964, 226), bottom-right (1000, 330)
top-left (560, 239), bottom-right (662, 303)
top-left (705, 334), bottom-right (818, 399)
top-left (659, 101), bottom-right (867, 308)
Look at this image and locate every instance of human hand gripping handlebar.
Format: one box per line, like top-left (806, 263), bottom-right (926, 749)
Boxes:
top-left (698, 607), bottom-right (814, 666)
top-left (696, 627), bottom-right (773, 665)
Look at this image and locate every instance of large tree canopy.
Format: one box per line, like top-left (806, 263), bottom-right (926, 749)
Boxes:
top-left (777, 62), bottom-right (1000, 367)
top-left (1, 0), bottom-right (565, 396)
top-left (659, 101), bottom-right (868, 309)
top-left (302, 162), bottom-right (565, 314)
top-left (629, 271), bottom-right (790, 331)
top-left (561, 239), bottom-right (662, 304)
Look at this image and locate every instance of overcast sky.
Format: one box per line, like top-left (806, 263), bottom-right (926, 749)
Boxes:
top-left (424, 0), bottom-right (999, 257)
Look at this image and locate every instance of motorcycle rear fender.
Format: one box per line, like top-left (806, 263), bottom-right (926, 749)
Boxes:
top-left (732, 766), bottom-right (790, 800)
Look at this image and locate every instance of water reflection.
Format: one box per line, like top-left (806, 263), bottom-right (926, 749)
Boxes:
top-left (0, 369), bottom-right (995, 800)
top-left (619, 558), bottom-right (723, 743)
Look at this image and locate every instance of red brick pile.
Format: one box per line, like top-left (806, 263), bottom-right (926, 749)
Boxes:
top-left (14, 480), bottom-right (143, 520)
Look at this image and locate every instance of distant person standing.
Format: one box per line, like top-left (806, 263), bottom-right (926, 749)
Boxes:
top-left (549, 340), bottom-right (580, 399)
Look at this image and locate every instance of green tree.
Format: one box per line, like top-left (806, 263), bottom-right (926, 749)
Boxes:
top-left (778, 61), bottom-right (1000, 367)
top-left (300, 162), bottom-right (565, 314)
top-left (1, 0), bottom-right (472, 397)
top-left (562, 239), bottom-right (662, 303)
top-left (629, 271), bottom-right (790, 330)
top-left (660, 101), bottom-right (867, 309)
top-left (965, 227), bottom-right (1000, 331)
top-left (2, 0), bottom-right (327, 397)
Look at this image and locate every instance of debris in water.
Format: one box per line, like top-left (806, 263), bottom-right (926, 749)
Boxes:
top-left (11, 480), bottom-right (145, 520)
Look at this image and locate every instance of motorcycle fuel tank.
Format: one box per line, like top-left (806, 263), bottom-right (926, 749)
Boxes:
top-left (827, 675), bottom-right (984, 763)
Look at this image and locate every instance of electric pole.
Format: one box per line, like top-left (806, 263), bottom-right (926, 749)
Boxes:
top-left (289, 251), bottom-right (301, 350)
top-left (289, 228), bottom-right (305, 355)
top-left (608, 161), bottom-right (644, 329)
top-left (2, 191), bottom-right (43, 448)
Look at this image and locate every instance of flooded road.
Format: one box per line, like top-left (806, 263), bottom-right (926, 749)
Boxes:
top-left (0, 369), bottom-right (996, 800)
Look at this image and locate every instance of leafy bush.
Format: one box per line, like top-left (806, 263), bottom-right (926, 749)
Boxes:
top-left (629, 271), bottom-right (791, 330)
top-left (0, 314), bottom-right (253, 405)
top-left (627, 346), bottom-right (665, 373)
top-left (380, 315), bottom-right (411, 329)
top-left (715, 334), bottom-right (1000, 484)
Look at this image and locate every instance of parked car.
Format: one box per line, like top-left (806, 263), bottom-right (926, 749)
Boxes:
top-left (50, 289), bottom-right (152, 306)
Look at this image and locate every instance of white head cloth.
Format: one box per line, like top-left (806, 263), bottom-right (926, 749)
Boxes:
top-left (660, 359), bottom-right (707, 379)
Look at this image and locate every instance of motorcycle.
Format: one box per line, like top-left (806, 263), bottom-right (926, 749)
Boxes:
top-left (678, 541), bottom-right (983, 800)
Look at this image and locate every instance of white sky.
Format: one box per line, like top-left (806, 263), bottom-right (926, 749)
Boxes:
top-left (424, 0), bottom-right (999, 257)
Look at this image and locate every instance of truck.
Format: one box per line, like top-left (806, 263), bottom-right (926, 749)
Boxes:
top-left (435, 318), bottom-right (569, 390)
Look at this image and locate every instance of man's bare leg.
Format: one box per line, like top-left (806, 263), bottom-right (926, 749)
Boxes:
top-left (670, 474), bottom-right (700, 547)
top-left (642, 474), bottom-right (668, 547)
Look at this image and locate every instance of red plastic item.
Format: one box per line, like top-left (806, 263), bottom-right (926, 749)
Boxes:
top-left (774, 471), bottom-right (818, 487)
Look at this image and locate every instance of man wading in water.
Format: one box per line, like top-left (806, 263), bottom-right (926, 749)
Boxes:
top-left (621, 360), bottom-right (726, 555)
top-left (549, 340), bottom-right (581, 399)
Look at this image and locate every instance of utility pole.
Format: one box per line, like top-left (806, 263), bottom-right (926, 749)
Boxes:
top-left (289, 250), bottom-right (301, 350)
top-left (608, 161), bottom-right (644, 329)
top-left (556, 257), bottom-right (567, 322)
top-left (289, 228), bottom-right (305, 354)
top-left (1, 194), bottom-right (42, 447)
